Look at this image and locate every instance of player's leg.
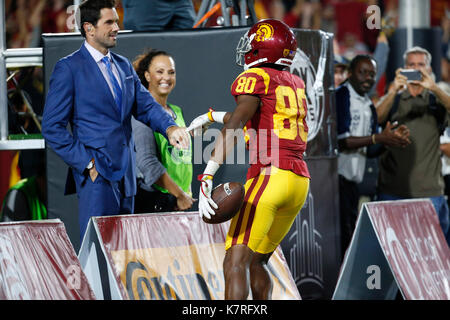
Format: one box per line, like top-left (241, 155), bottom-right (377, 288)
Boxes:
top-left (223, 244), bottom-right (254, 300)
top-left (250, 169), bottom-right (309, 299)
top-left (224, 171), bottom-right (271, 300)
top-left (224, 167), bottom-right (282, 299)
top-left (249, 251), bottom-right (273, 300)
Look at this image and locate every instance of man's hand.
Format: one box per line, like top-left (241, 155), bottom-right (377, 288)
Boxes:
top-left (175, 192), bottom-right (195, 211)
top-left (198, 174), bottom-right (218, 219)
top-left (412, 67), bottom-right (436, 91)
top-left (166, 126), bottom-right (191, 149)
top-left (391, 68), bottom-right (408, 92)
top-left (89, 166), bottom-right (98, 182)
top-left (378, 121), bottom-right (411, 147)
top-left (392, 122), bottom-right (410, 141)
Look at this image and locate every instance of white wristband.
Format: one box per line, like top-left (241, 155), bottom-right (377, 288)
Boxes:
top-left (211, 111), bottom-right (227, 124)
top-left (204, 160), bottom-right (220, 176)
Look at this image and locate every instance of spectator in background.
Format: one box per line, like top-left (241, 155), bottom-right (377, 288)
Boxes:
top-left (354, 9), bottom-right (396, 206)
top-left (355, 31), bottom-right (391, 204)
top-left (438, 50), bottom-right (450, 245)
top-left (440, 128), bottom-right (450, 224)
top-left (370, 31), bottom-right (390, 97)
top-left (270, 0), bottom-right (286, 22)
top-left (41, 0), bottom-right (72, 35)
top-left (376, 46), bottom-right (450, 245)
top-left (334, 58), bottom-right (348, 88)
top-left (333, 0), bottom-right (369, 47)
top-left (5, 0), bottom-right (47, 48)
top-left (339, 32), bottom-right (369, 61)
top-left (336, 54), bottom-right (410, 254)
top-left (319, 0), bottom-right (336, 34)
top-left (121, 0), bottom-right (195, 31)
top-left (283, 0), bottom-right (322, 30)
top-left (441, 8), bottom-right (450, 62)
top-left (132, 49), bottom-right (194, 213)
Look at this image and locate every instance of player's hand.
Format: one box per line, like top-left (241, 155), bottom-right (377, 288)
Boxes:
top-left (186, 108), bottom-right (227, 137)
top-left (186, 113), bottom-right (213, 137)
top-left (166, 126), bottom-right (191, 150)
top-left (197, 174), bottom-right (218, 220)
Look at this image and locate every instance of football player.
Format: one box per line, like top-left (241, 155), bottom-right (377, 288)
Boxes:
top-left (187, 19), bottom-right (310, 300)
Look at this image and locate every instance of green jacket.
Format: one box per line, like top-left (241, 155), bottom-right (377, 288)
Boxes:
top-left (153, 104), bottom-right (193, 195)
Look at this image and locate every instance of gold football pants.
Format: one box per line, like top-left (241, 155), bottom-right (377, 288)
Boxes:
top-left (225, 166), bottom-right (310, 254)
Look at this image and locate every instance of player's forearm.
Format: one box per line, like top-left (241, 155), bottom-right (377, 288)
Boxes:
top-left (210, 126), bottom-right (239, 165)
top-left (210, 109), bottom-right (247, 164)
top-left (222, 112), bottom-right (232, 124)
top-left (210, 95), bottom-right (259, 164)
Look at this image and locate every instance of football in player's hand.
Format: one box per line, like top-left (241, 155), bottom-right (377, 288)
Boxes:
top-left (202, 182), bottom-right (245, 224)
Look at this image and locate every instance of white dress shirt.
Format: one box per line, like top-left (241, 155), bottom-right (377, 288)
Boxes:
top-left (84, 41), bottom-right (122, 100)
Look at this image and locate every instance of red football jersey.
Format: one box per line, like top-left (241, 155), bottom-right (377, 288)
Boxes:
top-left (230, 67), bottom-right (310, 180)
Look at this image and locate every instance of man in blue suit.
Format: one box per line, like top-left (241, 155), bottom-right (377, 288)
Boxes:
top-left (42, 0), bottom-right (190, 239)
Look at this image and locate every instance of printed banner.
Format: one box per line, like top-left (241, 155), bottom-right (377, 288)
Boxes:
top-left (86, 212), bottom-right (300, 300)
top-left (367, 200), bottom-right (450, 300)
top-left (0, 220), bottom-right (95, 300)
top-left (333, 199), bottom-right (450, 300)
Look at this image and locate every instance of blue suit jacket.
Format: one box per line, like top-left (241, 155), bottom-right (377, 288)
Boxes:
top-left (42, 44), bottom-right (176, 197)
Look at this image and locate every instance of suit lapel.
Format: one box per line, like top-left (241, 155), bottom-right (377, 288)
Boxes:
top-left (79, 45), bottom-right (121, 119)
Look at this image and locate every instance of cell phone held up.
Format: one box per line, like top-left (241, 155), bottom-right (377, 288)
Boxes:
top-left (400, 69), bottom-right (422, 82)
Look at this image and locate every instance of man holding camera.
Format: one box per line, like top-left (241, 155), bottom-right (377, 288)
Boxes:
top-left (376, 46), bottom-right (450, 245)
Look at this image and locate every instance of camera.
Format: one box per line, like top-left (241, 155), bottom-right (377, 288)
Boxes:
top-left (400, 69), bottom-right (422, 82)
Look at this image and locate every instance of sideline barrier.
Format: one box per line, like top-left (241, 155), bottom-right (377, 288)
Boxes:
top-left (0, 219), bottom-right (95, 300)
top-left (78, 212), bottom-right (300, 300)
top-left (333, 199), bottom-right (450, 300)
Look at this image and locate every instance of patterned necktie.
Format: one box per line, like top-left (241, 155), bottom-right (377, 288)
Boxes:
top-left (101, 56), bottom-right (122, 112)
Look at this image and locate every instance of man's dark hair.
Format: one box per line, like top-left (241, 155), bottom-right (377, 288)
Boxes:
top-left (77, 0), bottom-right (116, 38)
top-left (348, 54), bottom-right (376, 72)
